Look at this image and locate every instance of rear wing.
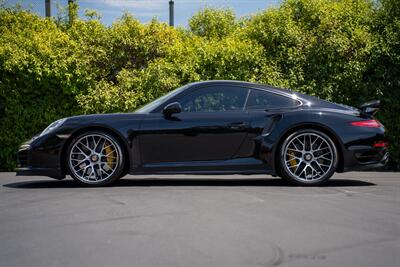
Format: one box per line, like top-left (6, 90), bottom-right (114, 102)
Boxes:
top-left (358, 100), bottom-right (380, 116)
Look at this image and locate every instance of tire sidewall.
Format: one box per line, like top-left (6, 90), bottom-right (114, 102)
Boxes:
top-left (279, 129), bottom-right (338, 185)
top-left (66, 131), bottom-right (125, 186)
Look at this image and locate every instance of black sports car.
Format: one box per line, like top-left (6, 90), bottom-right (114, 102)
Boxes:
top-left (17, 80), bottom-right (389, 186)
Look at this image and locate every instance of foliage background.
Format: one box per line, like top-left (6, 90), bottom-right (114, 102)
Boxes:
top-left (0, 0), bottom-right (399, 171)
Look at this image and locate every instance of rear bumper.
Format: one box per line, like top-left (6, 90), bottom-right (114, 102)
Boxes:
top-left (341, 145), bottom-right (389, 172)
top-left (334, 120), bottom-right (390, 173)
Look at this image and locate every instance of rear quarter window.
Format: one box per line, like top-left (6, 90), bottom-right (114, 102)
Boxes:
top-left (246, 89), bottom-right (300, 110)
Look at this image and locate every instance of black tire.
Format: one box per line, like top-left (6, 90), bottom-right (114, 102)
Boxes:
top-left (278, 129), bottom-right (338, 186)
top-left (66, 130), bottom-right (125, 186)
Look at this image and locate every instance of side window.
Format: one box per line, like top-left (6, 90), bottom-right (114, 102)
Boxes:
top-left (246, 89), bottom-right (299, 110)
top-left (179, 86), bottom-right (248, 112)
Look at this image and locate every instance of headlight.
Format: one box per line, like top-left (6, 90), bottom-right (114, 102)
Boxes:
top-left (40, 118), bottom-right (67, 137)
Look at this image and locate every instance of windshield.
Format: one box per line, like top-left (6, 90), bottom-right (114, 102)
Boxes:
top-left (135, 85), bottom-right (188, 113)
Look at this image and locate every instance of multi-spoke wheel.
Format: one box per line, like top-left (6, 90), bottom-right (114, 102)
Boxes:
top-left (279, 129), bottom-right (338, 185)
top-left (67, 131), bottom-right (124, 186)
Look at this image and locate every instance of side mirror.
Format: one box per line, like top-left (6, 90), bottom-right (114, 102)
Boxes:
top-left (163, 102), bottom-right (182, 117)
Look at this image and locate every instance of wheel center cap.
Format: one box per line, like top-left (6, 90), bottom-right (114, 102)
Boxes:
top-left (91, 155), bottom-right (99, 162)
top-left (304, 153), bottom-right (312, 161)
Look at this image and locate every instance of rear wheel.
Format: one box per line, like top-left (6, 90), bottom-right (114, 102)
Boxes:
top-left (278, 129), bottom-right (338, 185)
top-left (67, 131), bottom-right (125, 186)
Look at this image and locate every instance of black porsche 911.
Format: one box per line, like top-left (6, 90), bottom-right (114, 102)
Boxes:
top-left (17, 80), bottom-right (389, 186)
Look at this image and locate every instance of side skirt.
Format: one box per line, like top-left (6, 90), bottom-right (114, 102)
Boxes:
top-left (131, 169), bottom-right (275, 175)
top-left (130, 157), bottom-right (276, 176)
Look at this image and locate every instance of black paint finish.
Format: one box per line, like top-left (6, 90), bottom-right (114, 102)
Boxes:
top-left (16, 80), bottom-right (388, 179)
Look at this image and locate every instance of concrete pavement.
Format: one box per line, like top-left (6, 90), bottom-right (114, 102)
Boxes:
top-left (0, 172), bottom-right (399, 267)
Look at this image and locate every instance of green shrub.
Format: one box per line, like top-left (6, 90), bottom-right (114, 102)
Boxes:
top-left (243, 0), bottom-right (377, 103)
top-left (0, 8), bottom-right (87, 170)
top-left (189, 7), bottom-right (238, 39)
top-left (367, 0), bottom-right (400, 170)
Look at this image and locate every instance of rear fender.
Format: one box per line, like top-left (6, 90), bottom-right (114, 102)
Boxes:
top-left (259, 111), bottom-right (346, 172)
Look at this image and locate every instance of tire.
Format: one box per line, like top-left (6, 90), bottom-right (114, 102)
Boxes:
top-left (66, 131), bottom-right (125, 186)
top-left (278, 129), bottom-right (338, 186)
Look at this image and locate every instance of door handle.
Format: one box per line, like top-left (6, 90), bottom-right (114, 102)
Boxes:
top-left (227, 122), bottom-right (248, 129)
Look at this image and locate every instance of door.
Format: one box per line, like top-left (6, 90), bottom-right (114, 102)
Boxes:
top-left (138, 85), bottom-right (251, 165)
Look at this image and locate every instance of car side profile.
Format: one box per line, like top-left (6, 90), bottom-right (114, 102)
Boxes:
top-left (17, 80), bottom-right (389, 186)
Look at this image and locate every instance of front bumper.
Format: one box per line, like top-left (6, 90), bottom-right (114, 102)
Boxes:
top-left (16, 167), bottom-right (64, 179)
top-left (16, 136), bottom-right (66, 179)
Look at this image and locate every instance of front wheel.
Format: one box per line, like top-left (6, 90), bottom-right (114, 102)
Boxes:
top-left (278, 129), bottom-right (338, 185)
top-left (67, 131), bottom-right (125, 186)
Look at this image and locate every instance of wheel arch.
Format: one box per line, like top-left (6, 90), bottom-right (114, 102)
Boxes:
top-left (60, 126), bottom-right (131, 177)
top-left (273, 122), bottom-right (345, 176)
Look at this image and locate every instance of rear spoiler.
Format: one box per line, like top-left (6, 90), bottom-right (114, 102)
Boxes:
top-left (358, 100), bottom-right (380, 115)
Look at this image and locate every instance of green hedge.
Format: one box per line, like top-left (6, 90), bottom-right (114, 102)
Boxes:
top-left (0, 0), bottom-right (399, 171)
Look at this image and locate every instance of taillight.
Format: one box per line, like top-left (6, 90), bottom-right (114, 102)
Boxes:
top-left (373, 141), bottom-right (389, 148)
top-left (350, 119), bottom-right (381, 128)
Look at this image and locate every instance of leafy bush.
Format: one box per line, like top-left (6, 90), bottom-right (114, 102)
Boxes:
top-left (189, 7), bottom-right (237, 39)
top-left (0, 0), bottom-right (399, 170)
top-left (367, 0), bottom-right (400, 170)
top-left (0, 8), bottom-right (89, 170)
top-left (243, 0), bottom-right (376, 104)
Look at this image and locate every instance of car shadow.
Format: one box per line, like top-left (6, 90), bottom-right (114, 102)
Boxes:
top-left (3, 177), bottom-right (375, 189)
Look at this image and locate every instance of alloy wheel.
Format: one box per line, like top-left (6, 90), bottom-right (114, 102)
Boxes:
top-left (283, 132), bottom-right (335, 182)
top-left (68, 134), bottom-right (121, 183)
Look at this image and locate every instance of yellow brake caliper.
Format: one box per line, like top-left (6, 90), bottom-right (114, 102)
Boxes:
top-left (289, 151), bottom-right (297, 169)
top-left (104, 141), bottom-right (116, 168)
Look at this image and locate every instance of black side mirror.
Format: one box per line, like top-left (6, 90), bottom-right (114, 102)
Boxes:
top-left (163, 102), bottom-right (182, 117)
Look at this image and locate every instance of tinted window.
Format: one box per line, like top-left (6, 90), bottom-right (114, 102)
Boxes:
top-left (179, 86), bottom-right (248, 112)
top-left (136, 85), bottom-right (189, 113)
top-left (246, 89), bottom-right (299, 110)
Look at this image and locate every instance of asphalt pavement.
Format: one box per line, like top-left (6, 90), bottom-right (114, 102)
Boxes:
top-left (0, 172), bottom-right (399, 267)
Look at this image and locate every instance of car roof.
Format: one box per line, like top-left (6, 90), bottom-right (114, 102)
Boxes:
top-left (187, 80), bottom-right (355, 112)
top-left (187, 80), bottom-right (295, 97)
